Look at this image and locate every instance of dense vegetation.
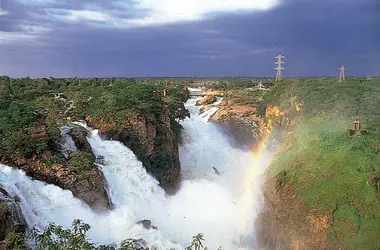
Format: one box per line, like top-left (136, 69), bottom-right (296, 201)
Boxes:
top-left (0, 76), bottom-right (188, 164)
top-left (227, 77), bottom-right (380, 249)
top-left (3, 219), bottom-right (218, 250)
top-left (2, 75), bottom-right (380, 249)
top-left (268, 78), bottom-right (380, 249)
top-left (182, 76), bottom-right (380, 249)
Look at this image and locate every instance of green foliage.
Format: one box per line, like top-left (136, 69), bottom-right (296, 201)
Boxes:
top-left (0, 76), bottom-right (188, 167)
top-left (4, 232), bottom-right (27, 250)
top-left (29, 219), bottom-right (115, 250)
top-left (28, 220), bottom-right (221, 250)
top-left (68, 151), bottom-right (96, 176)
top-left (261, 77), bottom-right (380, 249)
top-left (0, 201), bottom-right (8, 217)
top-left (185, 233), bottom-right (222, 250)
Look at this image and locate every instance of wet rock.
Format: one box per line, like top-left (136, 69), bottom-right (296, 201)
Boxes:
top-left (136, 220), bottom-right (152, 229)
top-left (0, 188), bottom-right (26, 245)
top-left (95, 155), bottom-right (105, 165)
top-left (136, 219), bottom-right (159, 230)
top-left (196, 95), bottom-right (217, 106)
top-left (135, 239), bottom-right (149, 250)
top-left (213, 167), bottom-right (220, 176)
top-left (213, 116), bottom-right (260, 150)
top-left (1, 118), bottom-right (111, 212)
top-left (22, 163), bottom-right (111, 212)
top-left (68, 125), bottom-right (93, 155)
top-left (88, 107), bottom-right (181, 194)
top-left (0, 188), bottom-right (8, 197)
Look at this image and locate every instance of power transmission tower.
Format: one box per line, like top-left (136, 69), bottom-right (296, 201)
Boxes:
top-left (339, 65), bottom-right (346, 82)
top-left (163, 80), bottom-right (168, 97)
top-left (275, 55), bottom-right (285, 81)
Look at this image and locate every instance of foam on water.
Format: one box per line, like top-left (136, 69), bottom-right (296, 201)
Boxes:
top-left (0, 96), bottom-right (271, 250)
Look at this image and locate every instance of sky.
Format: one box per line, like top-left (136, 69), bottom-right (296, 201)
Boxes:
top-left (0, 0), bottom-right (379, 78)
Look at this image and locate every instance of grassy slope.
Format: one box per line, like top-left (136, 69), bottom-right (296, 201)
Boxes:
top-left (263, 77), bottom-right (380, 249)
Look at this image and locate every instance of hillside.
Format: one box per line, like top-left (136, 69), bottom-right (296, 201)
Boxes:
top-left (200, 77), bottom-right (380, 249)
top-left (0, 76), bottom-right (190, 248)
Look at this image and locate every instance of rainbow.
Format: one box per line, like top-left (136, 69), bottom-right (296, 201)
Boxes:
top-left (236, 117), bottom-right (275, 249)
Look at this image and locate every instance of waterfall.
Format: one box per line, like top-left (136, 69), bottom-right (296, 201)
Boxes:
top-left (59, 125), bottom-right (77, 158)
top-left (0, 97), bottom-right (271, 250)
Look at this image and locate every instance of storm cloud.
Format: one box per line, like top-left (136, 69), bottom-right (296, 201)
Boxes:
top-left (0, 0), bottom-right (379, 77)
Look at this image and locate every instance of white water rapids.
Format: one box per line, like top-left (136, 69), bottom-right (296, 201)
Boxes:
top-left (0, 96), bottom-right (271, 250)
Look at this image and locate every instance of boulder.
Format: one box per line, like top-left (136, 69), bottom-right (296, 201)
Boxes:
top-left (68, 125), bottom-right (93, 155)
top-left (22, 162), bottom-right (111, 212)
top-left (136, 220), bottom-right (158, 230)
top-left (136, 220), bottom-right (152, 229)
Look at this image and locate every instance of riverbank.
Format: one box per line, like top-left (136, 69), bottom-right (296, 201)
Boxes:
top-left (197, 77), bottom-right (380, 249)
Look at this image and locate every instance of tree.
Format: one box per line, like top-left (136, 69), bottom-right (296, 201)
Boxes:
top-left (27, 220), bottom-right (221, 250)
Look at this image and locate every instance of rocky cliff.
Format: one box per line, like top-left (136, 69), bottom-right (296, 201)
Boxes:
top-left (0, 119), bottom-right (111, 212)
top-left (0, 187), bottom-right (26, 250)
top-left (201, 97), bottom-right (263, 150)
top-left (255, 173), bottom-right (331, 250)
top-left (85, 101), bottom-right (183, 194)
top-left (200, 78), bottom-right (380, 250)
top-left (198, 89), bottom-right (341, 249)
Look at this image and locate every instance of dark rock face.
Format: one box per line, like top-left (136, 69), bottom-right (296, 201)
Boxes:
top-left (22, 163), bottom-right (111, 212)
top-left (136, 220), bottom-right (155, 230)
top-left (68, 125), bottom-right (93, 155)
top-left (1, 118), bottom-right (111, 212)
top-left (88, 106), bottom-right (181, 194)
top-left (255, 175), bottom-right (331, 250)
top-left (0, 188), bottom-right (26, 246)
top-left (213, 116), bottom-right (260, 150)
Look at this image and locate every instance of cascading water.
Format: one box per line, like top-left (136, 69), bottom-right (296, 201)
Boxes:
top-left (59, 126), bottom-right (77, 158)
top-left (0, 94), bottom-right (271, 250)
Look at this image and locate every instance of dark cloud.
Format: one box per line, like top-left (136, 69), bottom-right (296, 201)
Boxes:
top-left (0, 0), bottom-right (379, 77)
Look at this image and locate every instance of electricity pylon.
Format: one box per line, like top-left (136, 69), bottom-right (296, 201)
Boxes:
top-left (339, 65), bottom-right (346, 82)
top-left (275, 55), bottom-right (285, 81)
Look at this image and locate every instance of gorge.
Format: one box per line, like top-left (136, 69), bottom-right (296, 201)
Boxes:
top-left (1, 77), bottom-right (380, 250)
top-left (0, 88), bottom-right (270, 250)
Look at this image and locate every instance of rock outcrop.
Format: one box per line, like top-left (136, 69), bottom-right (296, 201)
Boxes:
top-left (136, 219), bottom-right (157, 230)
top-left (0, 188), bottom-right (26, 249)
top-left (195, 95), bottom-right (217, 106)
top-left (21, 162), bottom-right (111, 212)
top-left (1, 120), bottom-right (111, 212)
top-left (86, 103), bottom-right (182, 194)
top-left (208, 98), bottom-right (262, 149)
top-left (255, 173), bottom-right (331, 250)
top-left (68, 125), bottom-right (93, 155)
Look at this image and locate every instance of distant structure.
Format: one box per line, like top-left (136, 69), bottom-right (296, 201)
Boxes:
top-left (256, 81), bottom-right (266, 90)
top-left (275, 55), bottom-right (285, 81)
top-left (339, 66), bottom-right (346, 82)
top-left (163, 80), bottom-right (168, 98)
top-left (348, 119), bottom-right (366, 136)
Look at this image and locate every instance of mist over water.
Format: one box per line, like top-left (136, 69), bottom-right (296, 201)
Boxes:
top-left (0, 96), bottom-right (271, 250)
